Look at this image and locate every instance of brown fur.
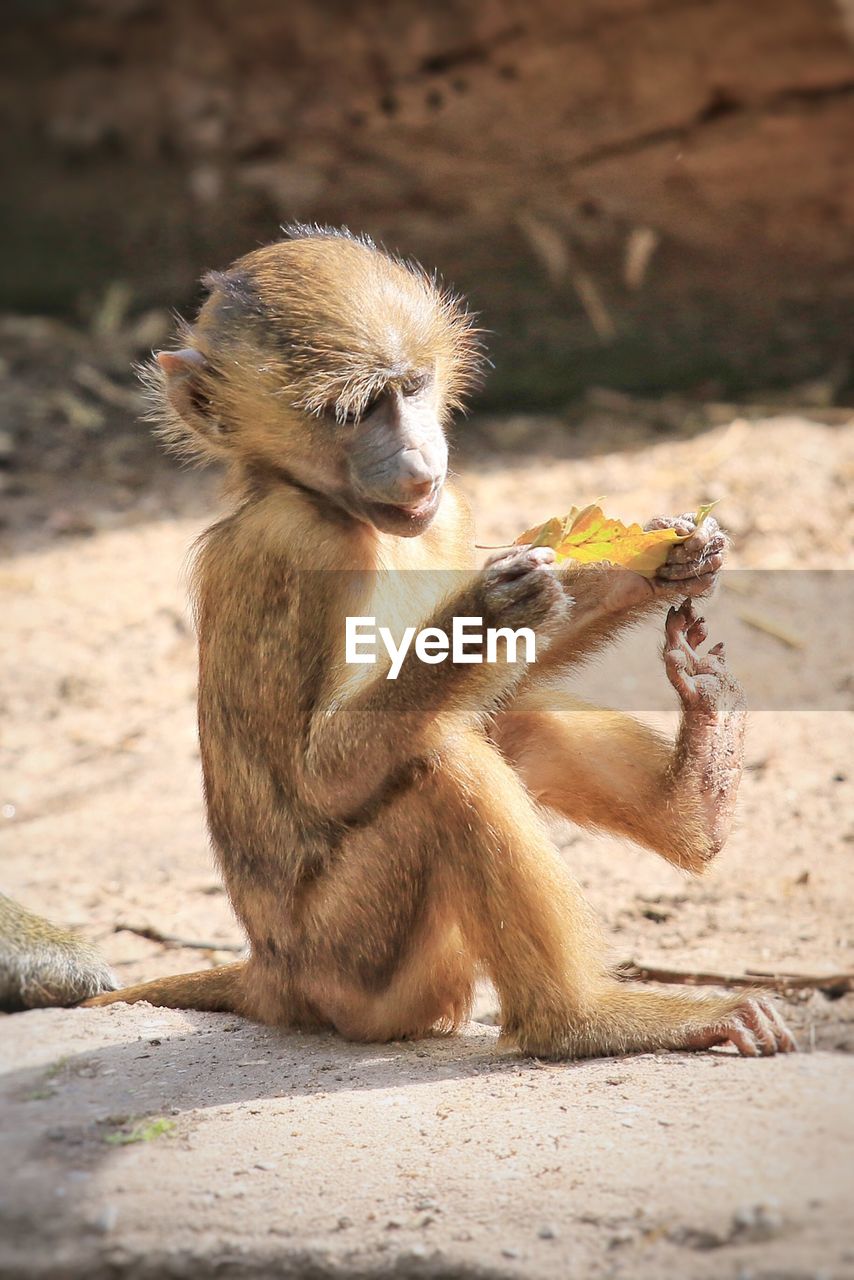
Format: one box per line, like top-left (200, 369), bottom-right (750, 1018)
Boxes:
top-left (85, 228), bottom-right (794, 1059)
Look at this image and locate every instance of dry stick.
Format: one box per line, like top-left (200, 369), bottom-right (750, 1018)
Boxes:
top-left (115, 923), bottom-right (853, 996)
top-left (617, 961), bottom-right (853, 999)
top-left (736, 608), bottom-right (805, 650)
top-left (115, 922), bottom-right (244, 953)
top-left (116, 921), bottom-right (853, 996)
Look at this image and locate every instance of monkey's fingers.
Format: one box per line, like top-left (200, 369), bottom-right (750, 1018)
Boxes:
top-left (663, 519), bottom-right (725, 564)
top-left (656, 550), bottom-right (724, 582)
top-left (663, 538), bottom-right (726, 571)
top-left (486, 545), bottom-right (556, 575)
top-left (645, 514), bottom-right (696, 536)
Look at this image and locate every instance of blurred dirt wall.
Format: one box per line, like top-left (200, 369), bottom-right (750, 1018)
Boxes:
top-left (2, 0), bottom-right (853, 405)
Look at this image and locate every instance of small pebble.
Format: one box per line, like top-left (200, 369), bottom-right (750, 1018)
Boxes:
top-left (91, 1204), bottom-right (119, 1235)
top-left (609, 1229), bottom-right (635, 1248)
top-left (732, 1199), bottom-right (784, 1241)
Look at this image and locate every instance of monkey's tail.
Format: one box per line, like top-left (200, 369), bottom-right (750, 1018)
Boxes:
top-left (80, 962), bottom-right (247, 1014)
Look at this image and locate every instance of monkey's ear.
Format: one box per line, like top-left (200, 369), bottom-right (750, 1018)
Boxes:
top-left (155, 348), bottom-right (224, 445)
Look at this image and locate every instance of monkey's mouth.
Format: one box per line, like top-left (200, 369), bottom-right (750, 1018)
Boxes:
top-left (361, 488), bottom-right (442, 535)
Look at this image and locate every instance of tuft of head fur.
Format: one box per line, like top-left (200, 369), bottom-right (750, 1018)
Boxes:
top-left (142, 228), bottom-right (484, 464)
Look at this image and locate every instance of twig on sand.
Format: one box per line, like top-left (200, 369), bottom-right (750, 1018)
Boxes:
top-left (617, 961), bottom-right (853, 999)
top-left (736, 608), bottom-right (805, 650)
top-left (115, 922), bottom-right (244, 953)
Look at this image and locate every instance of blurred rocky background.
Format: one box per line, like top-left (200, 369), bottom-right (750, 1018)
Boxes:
top-left (2, 0), bottom-right (854, 408)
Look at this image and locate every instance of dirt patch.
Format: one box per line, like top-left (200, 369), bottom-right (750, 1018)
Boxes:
top-left (1, 330), bottom-right (852, 1276)
top-left (2, 1006), bottom-right (853, 1279)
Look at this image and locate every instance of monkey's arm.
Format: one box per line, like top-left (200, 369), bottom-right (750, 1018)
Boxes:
top-left (494, 602), bottom-right (746, 872)
top-left (528, 514), bottom-right (726, 678)
top-left (300, 548), bottom-right (565, 817)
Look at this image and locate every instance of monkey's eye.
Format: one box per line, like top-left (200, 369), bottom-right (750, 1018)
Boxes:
top-left (401, 373), bottom-right (430, 397)
top-left (339, 391), bottom-right (384, 425)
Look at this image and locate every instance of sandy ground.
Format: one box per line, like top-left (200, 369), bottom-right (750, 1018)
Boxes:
top-left (1, 326), bottom-right (853, 1278)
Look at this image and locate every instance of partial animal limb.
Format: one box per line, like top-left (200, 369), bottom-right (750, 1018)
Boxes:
top-left (494, 600), bottom-right (746, 872)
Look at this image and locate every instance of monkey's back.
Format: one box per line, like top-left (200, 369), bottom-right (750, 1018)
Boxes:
top-left (190, 485), bottom-right (477, 953)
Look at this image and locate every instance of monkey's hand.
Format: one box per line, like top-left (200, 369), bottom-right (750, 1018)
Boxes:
top-left (646, 512), bottom-right (727, 600)
top-left (540, 512), bottom-right (727, 622)
top-left (517, 515), bottom-right (726, 679)
top-left (480, 545), bottom-right (567, 632)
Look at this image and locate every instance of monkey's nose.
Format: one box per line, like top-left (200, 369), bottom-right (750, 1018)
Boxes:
top-left (397, 452), bottom-right (438, 501)
top-left (401, 476), bottom-right (435, 501)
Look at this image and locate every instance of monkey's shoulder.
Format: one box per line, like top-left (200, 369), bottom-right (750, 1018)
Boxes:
top-left (193, 490), bottom-right (340, 579)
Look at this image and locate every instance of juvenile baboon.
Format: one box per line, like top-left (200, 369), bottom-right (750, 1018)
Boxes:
top-left (17, 228), bottom-right (795, 1057)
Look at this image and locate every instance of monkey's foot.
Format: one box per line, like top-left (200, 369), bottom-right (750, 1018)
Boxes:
top-left (683, 995), bottom-right (798, 1057)
top-left (0, 940), bottom-right (118, 1012)
top-left (510, 987), bottom-right (797, 1060)
top-left (664, 600), bottom-right (747, 863)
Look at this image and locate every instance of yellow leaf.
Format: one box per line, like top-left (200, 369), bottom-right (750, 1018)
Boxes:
top-left (514, 502), bottom-right (713, 578)
top-left (694, 500), bottom-right (718, 527)
top-left (516, 515), bottom-right (569, 549)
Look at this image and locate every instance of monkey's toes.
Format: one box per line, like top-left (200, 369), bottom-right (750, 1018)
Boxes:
top-left (689, 997), bottom-right (798, 1057)
top-left (665, 599), bottom-right (711, 657)
top-left (664, 602), bottom-right (729, 676)
top-left (686, 616), bottom-right (708, 649)
top-left (665, 599), bottom-right (696, 642)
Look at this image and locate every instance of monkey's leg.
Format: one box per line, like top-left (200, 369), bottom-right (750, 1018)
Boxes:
top-left (234, 732), bottom-right (595, 1047)
top-left (292, 734), bottom-right (792, 1058)
top-left (258, 815), bottom-right (478, 1042)
top-left (494, 601), bottom-right (746, 873)
top-left (439, 735), bottom-right (793, 1059)
top-left (290, 916), bottom-right (476, 1045)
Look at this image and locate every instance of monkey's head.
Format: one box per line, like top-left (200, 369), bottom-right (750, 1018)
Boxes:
top-left (150, 227), bottom-right (482, 536)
